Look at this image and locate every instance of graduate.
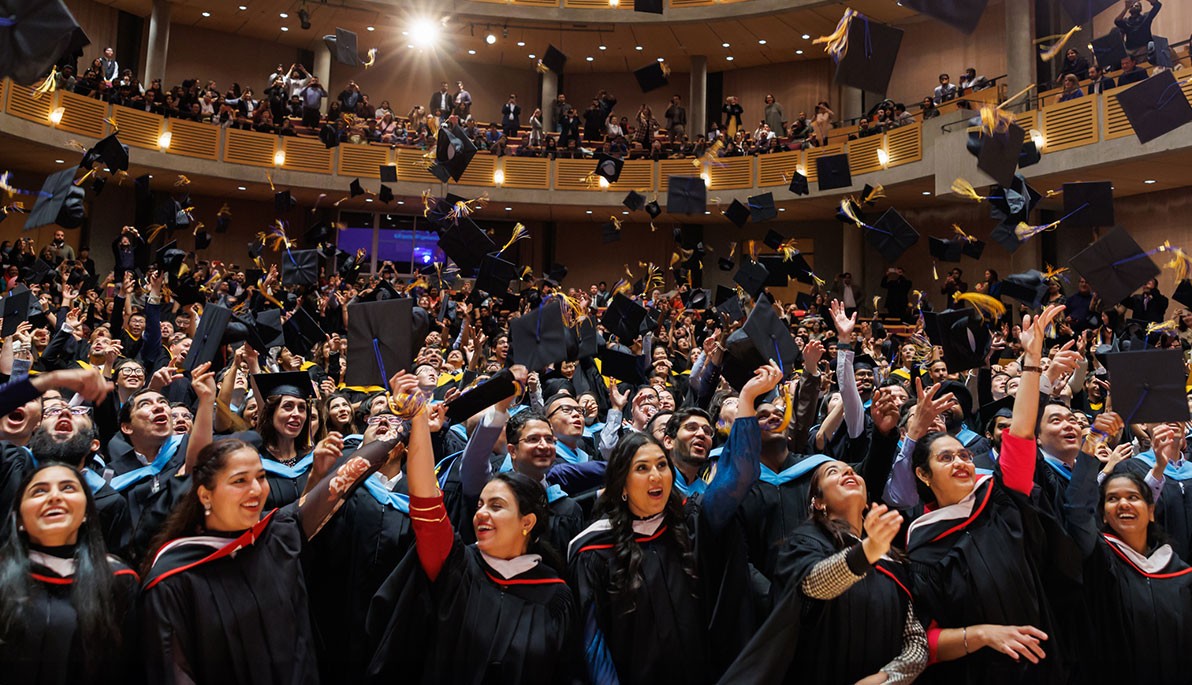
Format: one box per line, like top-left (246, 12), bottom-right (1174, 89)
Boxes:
top-left (0, 463), bottom-right (140, 683)
top-left (1064, 412), bottom-right (1192, 684)
top-left (906, 304), bottom-right (1081, 684)
top-left (569, 363), bottom-right (782, 683)
top-left (140, 433), bottom-right (401, 684)
top-left (366, 371), bottom-right (583, 685)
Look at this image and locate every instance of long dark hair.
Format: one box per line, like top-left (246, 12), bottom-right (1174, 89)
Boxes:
top-left (256, 393), bottom-right (312, 456)
top-left (594, 432), bottom-right (697, 612)
top-left (807, 461), bottom-right (862, 550)
top-left (1099, 471), bottom-right (1168, 549)
top-left (319, 393), bottom-right (358, 438)
top-left (145, 439), bottom-right (256, 574)
top-left (911, 431), bottom-right (952, 505)
top-left (0, 464), bottom-right (122, 673)
top-left (486, 471), bottom-right (564, 572)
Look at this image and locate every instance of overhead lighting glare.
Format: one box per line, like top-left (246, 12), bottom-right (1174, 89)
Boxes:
top-left (486, 33), bottom-right (497, 44)
top-left (411, 17), bottom-right (440, 47)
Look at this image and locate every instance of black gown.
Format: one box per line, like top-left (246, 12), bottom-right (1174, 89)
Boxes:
top-left (257, 445), bottom-right (313, 510)
top-left (0, 546), bottom-right (140, 685)
top-left (1114, 453), bottom-right (1192, 561)
top-left (366, 532), bottom-right (584, 685)
top-left (140, 505), bottom-right (320, 684)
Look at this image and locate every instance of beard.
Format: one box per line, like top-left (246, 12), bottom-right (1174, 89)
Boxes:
top-left (27, 428), bottom-right (93, 468)
top-left (944, 412), bottom-right (965, 434)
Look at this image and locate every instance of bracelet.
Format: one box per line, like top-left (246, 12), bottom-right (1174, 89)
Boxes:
top-left (963, 626), bottom-right (970, 654)
top-left (1020, 365), bottom-right (1042, 374)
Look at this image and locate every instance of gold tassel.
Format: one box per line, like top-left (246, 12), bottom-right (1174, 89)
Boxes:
top-left (772, 383), bottom-right (794, 433)
top-left (952, 224), bottom-right (976, 242)
top-left (558, 293), bottom-right (588, 328)
top-left (536, 61), bottom-right (550, 74)
top-left (933, 262), bottom-right (939, 281)
top-left (66, 140), bottom-right (88, 153)
top-left (404, 277), bottom-right (428, 293)
top-left (363, 48), bottom-right (378, 68)
top-left (421, 189), bottom-right (435, 218)
top-left (813, 8), bottom-right (857, 61)
top-left (624, 263), bottom-right (635, 281)
top-left (951, 178), bottom-right (988, 202)
top-left (75, 168), bottom-right (96, 186)
top-left (862, 184), bottom-right (885, 204)
top-left (218, 203), bottom-right (232, 219)
top-left (31, 67), bottom-right (58, 100)
top-left (1045, 188), bottom-right (1064, 199)
top-left (694, 139), bottom-right (724, 168)
top-left (779, 239), bottom-right (801, 261)
top-left (839, 198), bottom-right (865, 228)
top-left (1159, 243), bottom-right (1192, 281)
top-left (388, 391), bottom-right (429, 419)
top-left (872, 295), bottom-right (881, 313)
top-left (175, 175), bottom-right (191, 187)
top-left (1014, 219), bottom-right (1059, 240)
top-left (499, 223), bottom-right (528, 255)
top-left (612, 278), bottom-right (632, 297)
top-left (1038, 25), bottom-right (1081, 62)
top-left (1147, 318), bottom-right (1179, 337)
top-left (728, 241), bottom-right (738, 258)
top-left (266, 172), bottom-right (275, 191)
top-left (144, 224), bottom-right (168, 244)
top-left (1042, 264), bottom-right (1069, 282)
top-left (106, 116), bottom-right (119, 132)
top-left (954, 292), bottom-right (1007, 320)
top-left (980, 85), bottom-right (1035, 136)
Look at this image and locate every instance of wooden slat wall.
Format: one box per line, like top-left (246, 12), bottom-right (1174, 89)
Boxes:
top-left (1040, 97), bottom-right (1098, 152)
top-left (5, 81), bottom-right (53, 124)
top-left (1014, 111), bottom-right (1037, 131)
top-left (758, 150), bottom-right (802, 187)
top-left (707, 156), bottom-right (753, 190)
top-left (659, 159), bottom-right (697, 190)
top-left (112, 106), bottom-right (162, 150)
top-left (555, 158), bottom-right (599, 191)
top-left (338, 144), bottom-right (391, 179)
top-left (848, 135), bottom-right (885, 175)
top-left (224, 128), bottom-right (277, 168)
top-left (281, 137), bottom-right (332, 174)
top-left (1103, 83), bottom-right (1137, 141)
top-left (884, 124), bottom-right (922, 168)
top-left (395, 148), bottom-right (439, 183)
top-left (805, 144), bottom-right (845, 183)
top-left (610, 160), bottom-right (654, 192)
top-left (165, 118), bottom-right (219, 160)
top-left (56, 91), bottom-right (107, 138)
top-left (565, 0), bottom-right (632, 7)
top-left (501, 157), bottom-right (550, 189)
top-left (458, 154), bottom-right (497, 186)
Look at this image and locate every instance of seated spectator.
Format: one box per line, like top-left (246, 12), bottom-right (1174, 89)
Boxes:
top-left (960, 67), bottom-right (988, 91)
top-left (543, 136), bottom-right (558, 160)
top-left (253, 109), bottom-right (277, 134)
top-left (788, 112), bottom-right (810, 139)
top-left (921, 97), bottom-right (940, 119)
top-left (1118, 54), bottom-right (1148, 86)
top-left (933, 73), bottom-right (958, 104)
top-left (1060, 49), bottom-right (1090, 81)
top-left (55, 65), bottom-right (77, 92)
top-left (378, 113), bottom-right (400, 143)
top-left (485, 124), bottom-right (502, 148)
top-left (893, 103), bottom-right (913, 125)
top-left (1088, 65), bottom-right (1116, 94)
top-left (374, 100), bottom-right (393, 121)
top-left (1058, 74), bottom-right (1085, 102)
top-left (357, 94), bottom-right (376, 120)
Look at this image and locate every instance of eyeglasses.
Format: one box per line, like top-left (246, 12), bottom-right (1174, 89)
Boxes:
top-left (935, 449), bottom-right (975, 465)
top-left (519, 435), bottom-right (557, 446)
top-left (548, 405), bottom-right (582, 418)
top-left (44, 406), bottom-right (92, 418)
top-left (118, 367), bottom-right (144, 378)
top-left (367, 415), bottom-right (400, 427)
top-left (680, 421), bottom-right (714, 437)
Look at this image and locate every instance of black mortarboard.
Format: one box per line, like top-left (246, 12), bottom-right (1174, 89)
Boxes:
top-left (685, 288), bottom-right (711, 310)
top-left (757, 255), bottom-right (793, 287)
top-left (349, 178), bottom-right (365, 198)
top-left (304, 221), bottom-right (331, 246)
top-left (254, 309), bottom-right (286, 352)
top-left (254, 371), bottom-right (315, 400)
top-left (378, 185), bottom-right (394, 205)
top-left (722, 295), bottom-right (799, 390)
top-left (763, 229), bottom-right (786, 251)
top-left (1091, 29), bottom-right (1127, 72)
top-left (1068, 225), bottom-right (1160, 306)
top-left (733, 260), bottom-right (770, 299)
top-left (718, 256), bottom-right (735, 271)
top-left (929, 236), bottom-right (965, 262)
top-left (576, 317), bottom-right (599, 360)
top-left (0, 0), bottom-right (88, 86)
top-left (156, 240), bottom-right (187, 276)
top-left (438, 218), bottom-right (496, 276)
top-left (976, 396), bottom-right (1015, 433)
top-left (1103, 349), bottom-right (1191, 424)
top-left (1174, 280), bottom-right (1192, 309)
top-left (473, 253), bottom-right (516, 295)
top-left (747, 193), bottom-right (777, 223)
top-left (784, 253), bottom-right (819, 286)
top-left (962, 238), bottom-right (986, 259)
top-left (594, 154), bottom-right (624, 183)
top-left (194, 228), bottom-right (212, 250)
top-left (1062, 181), bottom-right (1114, 229)
top-left (542, 45), bottom-right (567, 74)
top-left (1060, 0), bottom-right (1116, 23)
top-left (445, 370), bottom-right (518, 423)
top-left (285, 308), bottom-right (327, 356)
top-left (184, 304), bottom-right (233, 372)
top-left (623, 190), bottom-right (646, 212)
top-left (79, 133), bottom-right (129, 172)
top-left (667, 176), bottom-right (707, 215)
top-left (923, 308), bottom-right (991, 373)
top-left (331, 27), bottom-right (360, 67)
top-left (1, 287), bottom-right (31, 337)
top-left (544, 264), bottom-right (568, 286)
top-left (601, 221), bottom-right (621, 244)
top-left (248, 240), bottom-right (264, 262)
top-left (1152, 35), bottom-right (1173, 69)
top-left (281, 249), bottom-right (320, 287)
top-left (901, 0), bottom-right (989, 33)
top-left (601, 293), bottom-right (648, 342)
top-left (598, 348), bottom-right (646, 385)
top-left (977, 123), bottom-right (1025, 188)
top-left (379, 164), bottom-right (398, 183)
top-left (866, 209), bottom-right (920, 262)
top-left (832, 15), bottom-right (902, 96)
top-left (428, 163), bottom-right (451, 184)
top-left (999, 270), bottom-right (1049, 309)
top-left (634, 62), bottom-right (669, 93)
top-left (25, 167), bottom-right (85, 231)
top-left (346, 298), bottom-right (426, 387)
top-left (991, 223), bottom-right (1023, 253)
top-left (714, 285), bottom-right (745, 323)
top-left (789, 171), bottom-right (809, 196)
top-left (634, 0), bottom-right (664, 14)
top-left (510, 299), bottom-right (569, 371)
top-left (816, 154), bottom-right (852, 191)
top-left (723, 199), bottom-right (749, 228)
top-left (988, 174), bottom-right (1042, 223)
top-left (23, 258), bottom-right (55, 285)
top-left (274, 190), bottom-right (295, 215)
top-left (433, 123), bottom-right (478, 183)
top-left (644, 200), bottom-right (662, 218)
top-left (319, 124), bottom-right (340, 149)
top-left (1115, 70), bottom-right (1192, 145)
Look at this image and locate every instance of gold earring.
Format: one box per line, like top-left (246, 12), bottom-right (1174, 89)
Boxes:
top-left (522, 528), bottom-right (529, 537)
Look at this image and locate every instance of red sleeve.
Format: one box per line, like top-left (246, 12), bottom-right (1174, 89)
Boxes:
top-left (999, 430), bottom-right (1037, 496)
top-left (927, 621), bottom-right (941, 664)
top-left (409, 493), bottom-right (454, 583)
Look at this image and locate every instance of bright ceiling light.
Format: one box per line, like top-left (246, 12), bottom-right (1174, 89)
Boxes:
top-left (486, 33), bottom-right (497, 45)
top-left (722, 42), bottom-right (730, 48)
top-left (801, 33), bottom-right (810, 39)
top-left (366, 26), bottom-right (375, 32)
top-left (586, 56), bottom-right (594, 62)
top-left (635, 45), bottom-right (643, 51)
top-left (237, 186), bottom-right (247, 191)
top-left (599, 45), bottom-right (607, 50)
top-left (468, 49), bottom-right (476, 55)
top-left (1144, 179), bottom-right (1157, 184)
top-left (238, 5), bottom-right (247, 10)
top-left (411, 17), bottom-right (440, 47)
top-left (796, 49), bottom-right (804, 55)
top-left (528, 54), bottom-right (536, 59)
top-left (517, 41), bottom-right (525, 47)
top-left (758, 39), bottom-right (766, 44)
top-left (280, 26), bottom-right (289, 31)
top-left (201, 11), bottom-right (211, 17)
top-left (726, 56), bottom-right (734, 61)
top-left (279, 12), bottom-right (288, 18)
top-left (657, 57), bottom-right (664, 62)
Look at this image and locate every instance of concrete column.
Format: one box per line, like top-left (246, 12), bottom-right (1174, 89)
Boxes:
top-left (1004, 0), bottom-right (1035, 105)
top-left (541, 70), bottom-right (558, 132)
top-left (689, 55), bottom-right (707, 138)
top-left (143, 0), bottom-right (171, 85)
top-left (314, 43), bottom-right (332, 114)
top-left (842, 223), bottom-right (863, 289)
top-left (840, 86), bottom-right (864, 124)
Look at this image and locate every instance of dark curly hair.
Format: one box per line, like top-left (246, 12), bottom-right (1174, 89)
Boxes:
top-left (594, 432), bottom-right (697, 613)
top-left (1099, 471), bottom-right (1168, 549)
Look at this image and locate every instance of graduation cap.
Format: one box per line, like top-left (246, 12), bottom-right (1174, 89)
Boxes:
top-left (667, 176), bottom-right (706, 215)
top-left (1174, 279), bottom-right (1192, 309)
top-left (445, 370), bottom-right (518, 423)
top-left (928, 236), bottom-right (965, 262)
top-left (976, 396), bottom-right (1015, 433)
top-left (977, 123), bottom-right (1025, 188)
top-left (722, 294), bottom-right (799, 390)
top-left (644, 200), bottom-right (662, 218)
top-left (832, 15), bottom-right (903, 96)
top-left (747, 193), bottom-right (777, 223)
top-left (510, 299), bottom-right (569, 371)
top-left (673, 224), bottom-right (703, 250)
top-left (1, 287), bottom-right (32, 337)
top-left (156, 240), bottom-right (187, 276)
top-left (541, 45), bottom-right (567, 74)
top-left (634, 62), bottom-right (669, 93)
top-left (254, 309), bottom-right (286, 351)
top-left (25, 167), bottom-right (85, 231)
top-left (816, 154), bottom-right (852, 192)
top-left (714, 285), bottom-right (745, 323)
top-left (329, 27), bottom-right (360, 67)
top-left (594, 154), bottom-right (623, 183)
top-left (962, 238), bottom-right (986, 260)
top-left (346, 298), bottom-right (426, 387)
top-left (623, 190), bottom-right (646, 212)
top-left (475, 253), bottom-right (518, 295)
top-left (999, 270), bottom-right (1049, 309)
top-left (717, 255), bottom-right (735, 271)
top-left (901, 0), bottom-right (989, 34)
top-left (576, 317), bottom-right (599, 360)
top-left (1103, 349), bottom-right (1191, 424)
top-left (0, 0), bottom-right (88, 86)
top-left (634, 0), bottom-right (664, 14)
top-left (1068, 225), bottom-right (1161, 306)
top-left (783, 253), bottom-right (819, 286)
top-left (349, 178), bottom-right (366, 198)
top-left (988, 174), bottom-right (1041, 224)
top-left (1091, 29), bottom-right (1127, 72)
top-left (274, 190), bottom-right (296, 215)
top-left (280, 249), bottom-right (319, 287)
top-left (733, 260), bottom-right (770, 299)
top-left (319, 124), bottom-right (340, 149)
top-left (379, 164), bottom-right (398, 183)
top-left (438, 218), bottom-right (496, 276)
top-left (865, 209), bottom-right (920, 263)
top-left (378, 185), bottom-right (394, 205)
top-left (596, 347), bottom-right (645, 385)
top-left (1062, 181), bottom-right (1114, 229)
top-left (183, 304), bottom-right (234, 372)
top-left (254, 371), bottom-right (316, 401)
top-left (1115, 70), bottom-right (1192, 145)
top-left (684, 288), bottom-right (711, 310)
top-left (19, 258), bottom-right (54, 286)
top-left (723, 199), bottom-right (749, 228)
top-left (788, 171), bottom-right (809, 196)
top-left (432, 123), bottom-right (478, 183)
top-left (1152, 35), bottom-right (1174, 69)
top-left (757, 255), bottom-right (793, 287)
top-left (194, 228), bottom-right (212, 250)
top-left (601, 220), bottom-right (622, 244)
top-left (79, 133), bottom-right (129, 173)
top-left (544, 263), bottom-right (568, 287)
top-left (304, 221), bottom-right (332, 247)
top-left (601, 293), bottom-right (648, 342)
top-left (923, 308), bottom-right (991, 373)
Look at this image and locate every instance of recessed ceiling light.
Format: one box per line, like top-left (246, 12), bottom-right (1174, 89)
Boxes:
top-left (279, 12), bottom-right (288, 18)
top-left (366, 26), bottom-right (375, 32)
top-left (468, 49), bottom-right (476, 55)
top-left (599, 45), bottom-right (607, 51)
top-left (54, 159), bottom-right (64, 164)
top-left (505, 207), bottom-right (512, 211)
top-left (778, 208), bottom-right (786, 212)
top-left (201, 11), bottom-right (210, 17)
top-left (528, 54), bottom-right (536, 59)
top-left (758, 39), bottom-right (767, 44)
top-left (1144, 179), bottom-right (1157, 184)
top-left (237, 186), bottom-right (247, 191)
top-left (635, 45), bottom-right (643, 51)
top-left (922, 191), bottom-right (932, 195)
top-left (622, 211), bottom-right (629, 215)
top-left (238, 5), bottom-right (247, 10)
top-left (802, 33), bottom-right (810, 39)
top-left (722, 42), bottom-right (730, 48)
top-left (517, 41), bottom-right (525, 47)
top-left (796, 49), bottom-right (804, 55)
top-left (280, 26), bottom-right (288, 31)
top-left (397, 200), bottom-right (405, 205)
top-left (704, 211), bottom-right (711, 215)
top-left (657, 57), bottom-right (664, 62)
top-left (585, 210), bottom-right (593, 214)
top-left (586, 56), bottom-right (594, 61)
top-left (365, 198), bottom-right (373, 202)
top-left (726, 56), bottom-right (734, 61)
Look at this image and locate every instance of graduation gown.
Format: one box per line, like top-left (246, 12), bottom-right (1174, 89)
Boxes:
top-left (108, 434), bottom-right (190, 564)
top-left (0, 547), bottom-right (140, 685)
top-left (140, 505), bottom-right (320, 684)
top-left (257, 445), bottom-right (314, 510)
top-left (1115, 453), bottom-right (1192, 561)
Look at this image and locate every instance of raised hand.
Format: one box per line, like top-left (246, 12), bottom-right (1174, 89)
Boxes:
top-left (312, 431), bottom-right (345, 476)
top-left (870, 387), bottom-right (902, 436)
top-left (861, 503), bottom-right (903, 563)
top-left (907, 376), bottom-right (956, 440)
top-left (609, 383), bottom-right (629, 411)
top-left (1020, 305), bottom-right (1065, 362)
top-left (191, 361), bottom-right (217, 402)
top-left (802, 339), bottom-right (825, 372)
top-left (739, 361), bottom-right (784, 418)
top-left (149, 366), bottom-right (183, 392)
top-left (829, 299), bottom-right (856, 343)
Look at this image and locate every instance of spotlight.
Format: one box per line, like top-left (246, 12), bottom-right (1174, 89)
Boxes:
top-left (877, 148), bottom-right (890, 167)
top-left (274, 150), bottom-right (286, 166)
top-left (486, 33), bottom-right (497, 45)
top-left (297, 7), bottom-right (310, 29)
top-left (48, 107), bottom-right (65, 125)
top-left (158, 131), bottom-right (172, 149)
top-left (411, 17), bottom-right (440, 47)
top-left (493, 169), bottom-right (505, 185)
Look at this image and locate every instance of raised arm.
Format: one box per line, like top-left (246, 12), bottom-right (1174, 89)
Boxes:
top-left (460, 367), bottom-right (525, 499)
top-left (298, 433), bottom-right (401, 540)
top-left (1002, 305), bottom-right (1065, 495)
top-left (183, 363), bottom-right (216, 474)
top-left (830, 300), bottom-right (865, 439)
top-left (883, 378), bottom-right (955, 509)
top-left (789, 340), bottom-right (823, 451)
top-left (1065, 413), bottom-right (1124, 557)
